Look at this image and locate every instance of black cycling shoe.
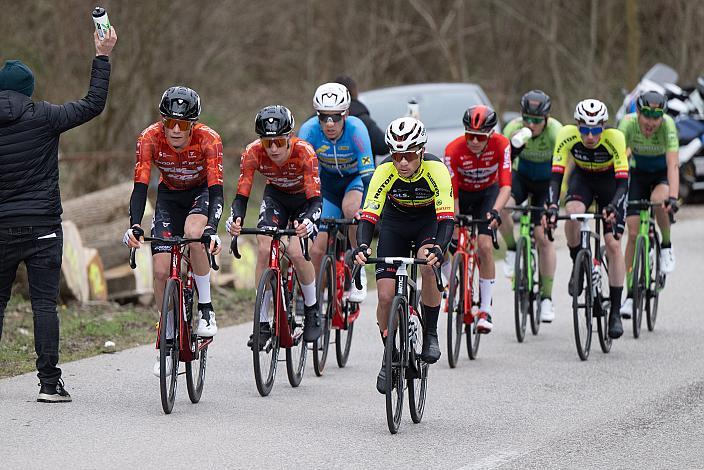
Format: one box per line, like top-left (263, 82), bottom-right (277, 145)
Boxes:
top-left (247, 322), bottom-right (271, 350)
top-left (568, 276), bottom-right (583, 297)
top-left (608, 311), bottom-right (624, 339)
top-left (303, 302), bottom-right (321, 342)
top-left (376, 361), bottom-right (386, 394)
top-left (420, 332), bottom-right (441, 364)
top-left (37, 379), bottom-right (72, 403)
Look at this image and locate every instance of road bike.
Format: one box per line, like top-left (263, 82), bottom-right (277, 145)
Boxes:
top-left (129, 234), bottom-right (218, 414)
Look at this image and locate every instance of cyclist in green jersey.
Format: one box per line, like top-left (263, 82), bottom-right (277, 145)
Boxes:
top-left (500, 90), bottom-right (562, 322)
top-left (618, 91), bottom-right (679, 318)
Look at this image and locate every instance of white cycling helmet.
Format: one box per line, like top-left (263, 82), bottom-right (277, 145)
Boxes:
top-left (313, 82), bottom-right (351, 112)
top-left (385, 117), bottom-right (427, 152)
top-left (574, 99), bottom-right (609, 125)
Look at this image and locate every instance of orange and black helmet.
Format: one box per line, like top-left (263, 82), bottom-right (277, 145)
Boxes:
top-left (463, 105), bottom-right (497, 133)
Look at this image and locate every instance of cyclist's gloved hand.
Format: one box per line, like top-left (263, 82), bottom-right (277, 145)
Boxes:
top-left (544, 205), bottom-right (559, 228)
top-left (448, 238), bottom-right (459, 255)
top-left (603, 203), bottom-right (618, 223)
top-left (295, 218), bottom-right (315, 238)
top-left (352, 244), bottom-right (370, 265)
top-left (123, 225), bottom-right (144, 248)
top-left (487, 208), bottom-right (502, 228)
top-left (664, 197), bottom-right (679, 213)
top-left (203, 226), bottom-right (222, 255)
top-left (424, 245), bottom-right (444, 267)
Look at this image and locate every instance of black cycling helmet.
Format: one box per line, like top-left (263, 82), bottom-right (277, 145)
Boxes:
top-left (520, 89), bottom-right (552, 116)
top-left (463, 105), bottom-right (498, 133)
top-left (636, 90), bottom-right (668, 113)
top-left (255, 105), bottom-right (295, 137)
top-left (159, 86), bottom-right (201, 121)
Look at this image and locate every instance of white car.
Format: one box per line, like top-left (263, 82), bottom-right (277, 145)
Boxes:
top-left (359, 82), bottom-right (500, 159)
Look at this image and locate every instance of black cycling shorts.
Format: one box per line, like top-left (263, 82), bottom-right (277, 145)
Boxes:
top-left (457, 184), bottom-right (499, 236)
top-left (626, 168), bottom-right (668, 216)
top-left (257, 185), bottom-right (319, 240)
top-left (151, 183), bottom-right (209, 255)
top-left (566, 169), bottom-right (625, 236)
top-left (511, 171), bottom-right (549, 225)
top-left (375, 208), bottom-right (437, 281)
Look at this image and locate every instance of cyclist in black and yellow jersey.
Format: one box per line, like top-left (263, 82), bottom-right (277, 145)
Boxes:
top-left (544, 99), bottom-right (628, 339)
top-left (353, 117), bottom-right (454, 393)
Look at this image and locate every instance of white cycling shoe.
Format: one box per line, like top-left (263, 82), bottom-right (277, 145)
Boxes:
top-left (540, 298), bottom-right (555, 323)
top-left (503, 250), bottom-right (516, 278)
top-left (349, 268), bottom-right (367, 303)
top-left (620, 298), bottom-right (633, 320)
top-left (660, 247), bottom-right (675, 273)
top-left (196, 308), bottom-right (218, 337)
top-left (153, 356), bottom-right (172, 377)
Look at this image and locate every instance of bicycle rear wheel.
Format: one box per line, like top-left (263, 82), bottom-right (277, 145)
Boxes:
top-left (253, 269), bottom-right (279, 397)
top-left (632, 237), bottom-right (647, 338)
top-left (646, 232), bottom-right (661, 331)
top-left (447, 254), bottom-right (464, 367)
top-left (336, 303), bottom-right (356, 367)
top-left (385, 296), bottom-right (407, 434)
top-left (160, 279), bottom-right (180, 414)
top-left (514, 237), bottom-right (529, 343)
top-left (408, 302), bottom-right (427, 424)
top-left (466, 255), bottom-right (481, 359)
top-left (313, 255), bottom-right (334, 376)
top-left (286, 269), bottom-right (307, 387)
top-left (572, 250), bottom-right (593, 361)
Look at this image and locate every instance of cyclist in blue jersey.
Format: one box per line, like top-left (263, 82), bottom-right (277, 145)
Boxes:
top-left (299, 82), bottom-right (375, 302)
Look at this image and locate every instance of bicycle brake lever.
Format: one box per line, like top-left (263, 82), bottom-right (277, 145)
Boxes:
top-left (432, 265), bottom-right (443, 292)
top-left (230, 236), bottom-right (241, 259)
top-left (491, 229), bottom-right (499, 250)
top-left (352, 264), bottom-right (362, 290)
top-left (129, 248), bottom-right (137, 269)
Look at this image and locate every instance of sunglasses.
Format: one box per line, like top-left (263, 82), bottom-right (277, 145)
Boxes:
top-left (261, 136), bottom-right (289, 149)
top-left (640, 106), bottom-right (664, 119)
top-left (523, 115), bottom-right (545, 125)
top-left (390, 148), bottom-right (422, 163)
top-left (317, 112), bottom-right (345, 123)
top-left (163, 118), bottom-right (193, 130)
top-left (578, 125), bottom-right (603, 136)
top-left (465, 131), bottom-right (491, 143)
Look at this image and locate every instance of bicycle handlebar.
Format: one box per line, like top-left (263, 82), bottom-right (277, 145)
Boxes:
top-left (545, 212), bottom-right (609, 242)
top-left (129, 234), bottom-right (219, 271)
top-left (351, 257), bottom-right (443, 293)
top-left (320, 217), bottom-right (358, 226)
top-left (454, 215), bottom-right (499, 249)
top-left (627, 199), bottom-right (676, 224)
top-left (230, 226), bottom-right (310, 261)
top-left (504, 205), bottom-right (546, 213)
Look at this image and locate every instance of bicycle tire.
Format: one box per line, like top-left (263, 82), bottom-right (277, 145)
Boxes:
top-left (447, 254), bottom-right (464, 367)
top-left (632, 237), bottom-right (647, 338)
top-left (466, 254), bottom-right (481, 359)
top-left (286, 268), bottom-right (307, 387)
top-left (646, 231), bottom-right (661, 331)
top-left (186, 287), bottom-right (206, 404)
top-left (572, 250), bottom-right (593, 361)
top-left (335, 307), bottom-right (355, 367)
top-left (514, 237), bottom-right (529, 343)
top-left (313, 255), bottom-right (334, 376)
top-left (408, 300), bottom-right (427, 424)
top-left (595, 245), bottom-right (611, 353)
top-left (253, 269), bottom-right (279, 397)
top-left (385, 296), bottom-right (406, 434)
top-left (160, 278), bottom-right (180, 414)
top-left (529, 245), bottom-right (541, 335)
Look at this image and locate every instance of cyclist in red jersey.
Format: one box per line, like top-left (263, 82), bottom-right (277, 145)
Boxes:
top-left (227, 106), bottom-right (323, 345)
top-left (444, 105), bottom-right (512, 333)
top-left (124, 87), bottom-right (224, 376)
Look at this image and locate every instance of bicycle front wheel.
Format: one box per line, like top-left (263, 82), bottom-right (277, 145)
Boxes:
top-left (572, 250), bottom-right (593, 361)
top-left (466, 255), bottom-right (481, 359)
top-left (632, 237), bottom-right (647, 338)
top-left (253, 269), bottom-right (279, 397)
top-left (408, 300), bottom-right (427, 424)
top-left (385, 296), bottom-right (407, 434)
top-left (335, 303), bottom-right (355, 367)
top-left (646, 232), bottom-right (661, 331)
top-left (595, 246), bottom-right (612, 354)
top-left (160, 278), bottom-right (180, 414)
top-left (447, 254), bottom-right (464, 367)
top-left (313, 255), bottom-right (334, 376)
top-left (186, 288), bottom-right (206, 404)
top-left (285, 268), bottom-right (307, 388)
top-left (514, 237), bottom-right (529, 343)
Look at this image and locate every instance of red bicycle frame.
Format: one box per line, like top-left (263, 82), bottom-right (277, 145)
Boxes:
top-left (267, 237), bottom-right (299, 348)
top-left (454, 224), bottom-right (481, 324)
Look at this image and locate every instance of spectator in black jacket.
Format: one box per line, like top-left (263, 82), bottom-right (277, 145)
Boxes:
top-left (0, 27), bottom-right (117, 402)
top-left (334, 75), bottom-right (387, 158)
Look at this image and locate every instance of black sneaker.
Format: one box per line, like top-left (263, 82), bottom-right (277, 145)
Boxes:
top-left (247, 323), bottom-right (271, 350)
top-left (376, 360), bottom-right (387, 394)
top-left (420, 332), bottom-right (441, 363)
top-left (37, 379), bottom-right (72, 403)
top-left (608, 311), bottom-right (624, 339)
top-left (303, 302), bottom-right (321, 342)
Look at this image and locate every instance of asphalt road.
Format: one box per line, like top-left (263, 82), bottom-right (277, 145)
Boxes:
top-left (2, 208), bottom-right (704, 469)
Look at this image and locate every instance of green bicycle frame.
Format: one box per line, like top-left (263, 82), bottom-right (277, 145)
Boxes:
top-left (628, 208), bottom-right (652, 290)
top-left (513, 212), bottom-right (535, 291)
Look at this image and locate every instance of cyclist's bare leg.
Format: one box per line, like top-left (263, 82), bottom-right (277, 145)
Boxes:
top-left (499, 196), bottom-right (517, 249)
top-left (184, 214), bottom-right (209, 276)
top-left (534, 226), bottom-right (555, 279)
top-left (152, 253), bottom-right (171, 310)
top-left (255, 234), bottom-right (274, 282)
top-left (418, 242), bottom-right (441, 307)
top-left (651, 183), bottom-right (671, 240)
top-left (287, 236), bottom-right (315, 286)
top-left (311, 231), bottom-right (328, 276)
top-left (624, 215), bottom-right (639, 275)
top-left (376, 278), bottom-right (396, 334)
top-left (564, 200), bottom-right (587, 248)
top-left (604, 232), bottom-right (625, 286)
top-left (477, 234), bottom-right (495, 279)
top-left (342, 190), bottom-right (363, 247)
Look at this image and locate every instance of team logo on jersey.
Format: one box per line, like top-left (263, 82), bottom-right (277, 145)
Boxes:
top-left (362, 157), bottom-right (371, 166)
top-left (364, 201), bottom-right (381, 211)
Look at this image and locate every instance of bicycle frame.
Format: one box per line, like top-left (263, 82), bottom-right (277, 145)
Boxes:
top-left (324, 220), bottom-right (360, 329)
top-left (266, 236), bottom-right (298, 349)
top-left (455, 224), bottom-right (479, 323)
top-left (517, 212), bottom-right (535, 291)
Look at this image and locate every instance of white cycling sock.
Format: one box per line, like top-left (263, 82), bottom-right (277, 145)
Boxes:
top-left (260, 290), bottom-right (273, 322)
top-left (301, 281), bottom-right (317, 307)
top-left (194, 273), bottom-right (211, 304)
top-left (479, 278), bottom-right (495, 314)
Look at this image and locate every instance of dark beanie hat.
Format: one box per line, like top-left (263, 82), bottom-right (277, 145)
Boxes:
top-left (0, 60), bottom-right (35, 97)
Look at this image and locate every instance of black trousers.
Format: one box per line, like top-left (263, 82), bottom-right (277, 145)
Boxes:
top-left (0, 225), bottom-right (63, 384)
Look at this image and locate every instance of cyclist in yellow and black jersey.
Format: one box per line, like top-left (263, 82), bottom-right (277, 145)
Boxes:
top-left (354, 117), bottom-right (454, 393)
top-left (545, 99), bottom-right (628, 339)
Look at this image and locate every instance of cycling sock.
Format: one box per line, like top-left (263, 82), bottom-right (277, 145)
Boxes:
top-left (479, 278), bottom-right (495, 313)
top-left (610, 286), bottom-right (623, 315)
top-left (194, 273), bottom-right (211, 304)
top-left (301, 281), bottom-right (317, 307)
top-left (539, 275), bottom-right (553, 299)
top-left (568, 245), bottom-right (580, 262)
top-left (421, 304), bottom-right (440, 335)
top-left (661, 229), bottom-right (671, 248)
top-left (504, 232), bottom-right (517, 251)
